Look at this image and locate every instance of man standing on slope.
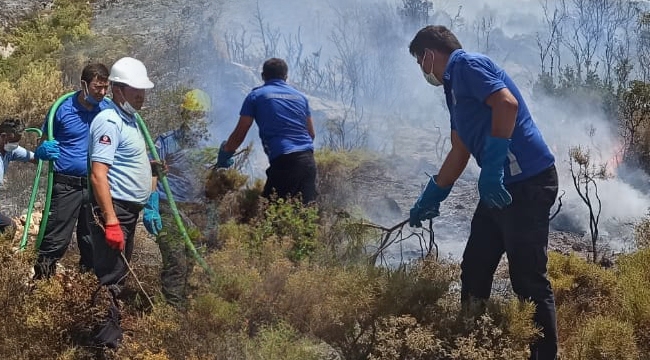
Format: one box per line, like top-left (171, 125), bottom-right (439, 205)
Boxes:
top-left (217, 57), bottom-right (317, 204)
top-left (33, 63), bottom-right (110, 279)
top-left (145, 88), bottom-right (213, 309)
top-left (408, 25), bottom-right (558, 360)
top-left (88, 57), bottom-right (158, 348)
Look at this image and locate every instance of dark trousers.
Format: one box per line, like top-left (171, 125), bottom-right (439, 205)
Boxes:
top-left (35, 174), bottom-right (93, 278)
top-left (263, 150), bottom-right (317, 205)
top-left (157, 201), bottom-right (201, 308)
top-left (460, 166), bottom-right (559, 360)
top-left (89, 199), bottom-right (142, 286)
top-left (0, 212), bottom-right (15, 234)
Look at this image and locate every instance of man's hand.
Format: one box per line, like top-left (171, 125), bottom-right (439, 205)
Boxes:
top-left (478, 136), bottom-right (512, 209)
top-left (216, 141), bottom-right (235, 168)
top-left (34, 140), bottom-right (60, 161)
top-left (104, 223), bottom-right (124, 251)
top-left (150, 160), bottom-right (167, 177)
top-left (143, 192), bottom-right (163, 236)
top-left (409, 175), bottom-right (452, 227)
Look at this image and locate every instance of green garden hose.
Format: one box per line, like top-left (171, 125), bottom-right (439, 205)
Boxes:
top-left (32, 92), bottom-right (76, 250)
top-left (18, 127), bottom-right (43, 250)
top-left (134, 113), bottom-right (213, 276)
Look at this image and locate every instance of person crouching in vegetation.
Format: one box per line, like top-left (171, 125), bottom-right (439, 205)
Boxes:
top-left (407, 25), bottom-right (559, 360)
top-left (217, 57), bottom-right (318, 205)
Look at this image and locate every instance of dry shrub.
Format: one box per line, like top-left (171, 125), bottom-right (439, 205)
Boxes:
top-left (369, 315), bottom-right (445, 360)
top-left (278, 264), bottom-right (380, 357)
top-left (615, 247), bottom-right (650, 355)
top-left (244, 322), bottom-right (322, 360)
top-left (205, 167), bottom-right (248, 201)
top-left (314, 149), bottom-right (384, 210)
top-left (634, 214), bottom-right (650, 249)
top-left (217, 178), bottom-right (265, 223)
top-left (547, 252), bottom-right (619, 337)
top-left (564, 315), bottom-right (639, 360)
top-left (0, 80), bottom-right (19, 116)
top-left (449, 313), bottom-right (531, 360)
top-left (315, 211), bottom-right (378, 265)
top-left (377, 258), bottom-right (459, 322)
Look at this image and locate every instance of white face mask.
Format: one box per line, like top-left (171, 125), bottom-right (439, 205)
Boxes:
top-left (4, 142), bottom-right (19, 152)
top-left (121, 101), bottom-right (137, 115)
top-left (116, 87), bottom-right (137, 115)
top-left (421, 51), bottom-right (442, 87)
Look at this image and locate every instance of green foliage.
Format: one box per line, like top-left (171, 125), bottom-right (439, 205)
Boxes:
top-left (245, 322), bottom-right (322, 360)
top-left (249, 198), bottom-right (320, 262)
top-left (615, 247), bottom-right (650, 353)
top-left (565, 316), bottom-right (640, 360)
top-left (0, 0), bottom-right (101, 125)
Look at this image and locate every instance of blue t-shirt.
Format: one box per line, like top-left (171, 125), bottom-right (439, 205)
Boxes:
top-left (443, 49), bottom-right (555, 184)
top-left (0, 146), bottom-right (33, 188)
top-left (89, 103), bottom-right (152, 204)
top-left (240, 79), bottom-right (314, 161)
top-left (153, 129), bottom-right (202, 203)
top-left (42, 91), bottom-right (110, 177)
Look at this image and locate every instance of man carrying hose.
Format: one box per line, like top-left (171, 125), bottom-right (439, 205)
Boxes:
top-left (32, 63), bottom-right (110, 279)
top-left (0, 118), bottom-right (36, 237)
top-left (144, 88), bottom-right (213, 309)
top-left (87, 57), bottom-right (158, 348)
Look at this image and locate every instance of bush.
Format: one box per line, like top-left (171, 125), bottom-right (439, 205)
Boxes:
top-left (564, 315), bottom-right (640, 360)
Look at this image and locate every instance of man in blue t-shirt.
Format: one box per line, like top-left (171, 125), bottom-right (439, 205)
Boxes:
top-left (408, 26), bottom-right (558, 360)
top-left (32, 63), bottom-right (111, 279)
top-left (0, 118), bottom-right (36, 236)
top-left (217, 57), bottom-right (317, 204)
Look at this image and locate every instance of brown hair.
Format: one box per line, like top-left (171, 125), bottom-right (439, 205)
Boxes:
top-left (81, 63), bottom-right (109, 83)
top-left (409, 25), bottom-right (462, 58)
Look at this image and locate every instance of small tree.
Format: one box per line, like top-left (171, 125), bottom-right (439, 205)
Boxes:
top-left (568, 145), bottom-right (610, 262)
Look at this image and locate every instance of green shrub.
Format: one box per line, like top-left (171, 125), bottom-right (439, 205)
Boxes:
top-left (565, 315), bottom-right (639, 360)
top-left (616, 247), bottom-right (650, 355)
top-left (244, 322), bottom-right (322, 360)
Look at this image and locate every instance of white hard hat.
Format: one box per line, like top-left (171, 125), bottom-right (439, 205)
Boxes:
top-left (108, 57), bottom-right (154, 89)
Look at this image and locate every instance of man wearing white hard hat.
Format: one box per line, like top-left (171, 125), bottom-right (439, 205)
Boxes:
top-left (87, 56), bottom-right (158, 348)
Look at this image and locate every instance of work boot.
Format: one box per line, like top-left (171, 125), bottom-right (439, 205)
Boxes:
top-left (33, 256), bottom-right (57, 280)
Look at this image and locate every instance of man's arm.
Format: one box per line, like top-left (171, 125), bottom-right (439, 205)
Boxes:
top-left (485, 88), bottom-right (518, 138)
top-left (435, 130), bottom-right (471, 187)
top-left (90, 161), bottom-right (118, 225)
top-left (222, 115), bottom-right (254, 152)
top-left (306, 116), bottom-right (315, 139)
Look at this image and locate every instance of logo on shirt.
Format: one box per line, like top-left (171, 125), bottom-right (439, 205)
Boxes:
top-left (99, 135), bottom-right (111, 145)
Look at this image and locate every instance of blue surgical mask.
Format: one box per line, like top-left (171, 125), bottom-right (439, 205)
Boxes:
top-left (82, 81), bottom-right (100, 106)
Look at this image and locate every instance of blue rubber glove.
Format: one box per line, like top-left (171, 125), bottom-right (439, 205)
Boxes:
top-left (478, 136), bottom-right (513, 209)
top-left (409, 175), bottom-right (452, 228)
top-left (34, 139), bottom-right (60, 160)
top-left (216, 141), bottom-right (235, 168)
top-left (143, 192), bottom-right (163, 236)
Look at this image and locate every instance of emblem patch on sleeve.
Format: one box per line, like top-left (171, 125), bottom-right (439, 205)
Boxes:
top-left (99, 135), bottom-right (112, 145)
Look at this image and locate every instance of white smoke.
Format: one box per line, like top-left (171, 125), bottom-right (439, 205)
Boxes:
top-left (163, 0), bottom-right (650, 256)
